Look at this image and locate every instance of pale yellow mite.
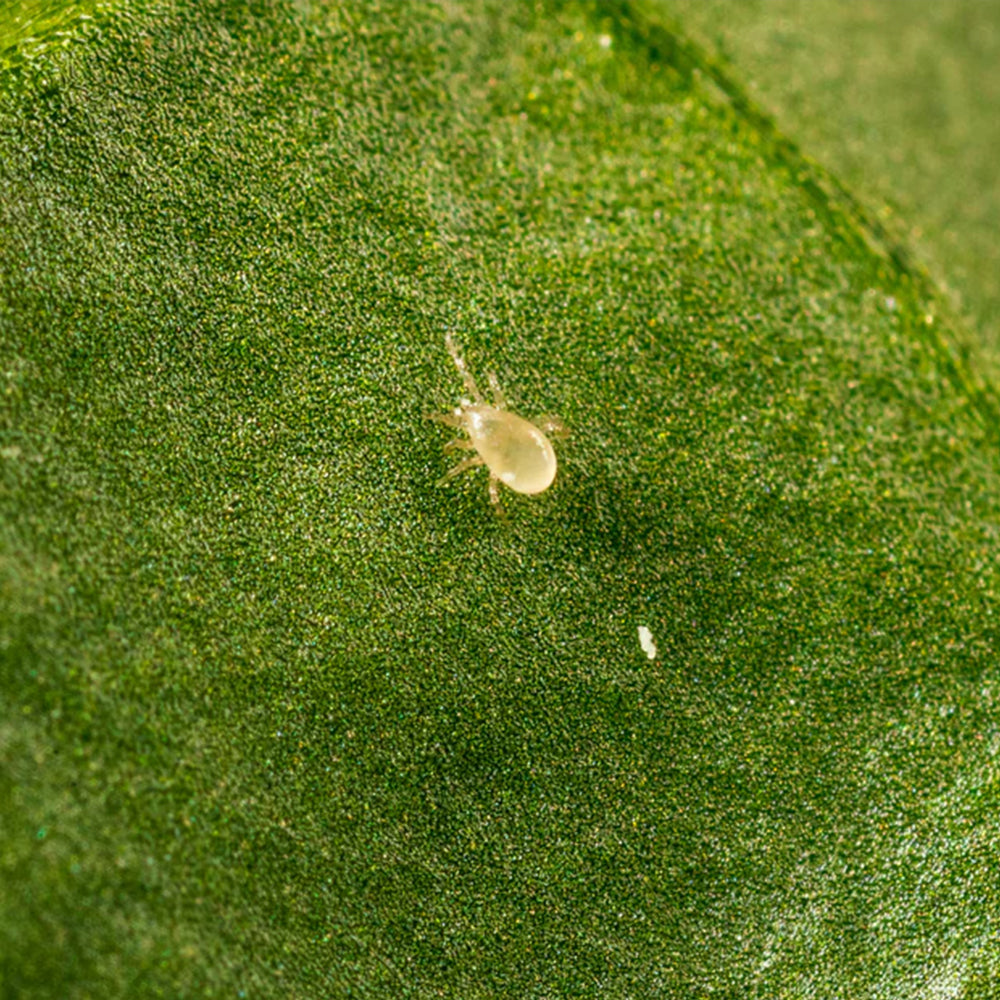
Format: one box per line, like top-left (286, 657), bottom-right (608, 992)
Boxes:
top-left (430, 334), bottom-right (563, 509)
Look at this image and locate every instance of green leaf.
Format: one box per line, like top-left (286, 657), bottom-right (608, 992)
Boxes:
top-left (657, 0), bottom-right (1000, 373)
top-left (2, 1), bottom-right (999, 996)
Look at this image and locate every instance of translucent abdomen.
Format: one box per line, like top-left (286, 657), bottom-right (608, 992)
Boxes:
top-left (464, 406), bottom-right (557, 495)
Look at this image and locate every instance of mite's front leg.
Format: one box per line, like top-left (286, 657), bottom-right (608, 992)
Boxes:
top-left (444, 438), bottom-right (476, 452)
top-left (427, 410), bottom-right (465, 428)
top-left (438, 455), bottom-right (484, 486)
top-left (487, 372), bottom-right (506, 409)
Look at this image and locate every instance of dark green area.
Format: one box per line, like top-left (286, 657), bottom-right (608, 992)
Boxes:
top-left (658, 0), bottom-right (1000, 377)
top-left (2, 1), bottom-right (999, 997)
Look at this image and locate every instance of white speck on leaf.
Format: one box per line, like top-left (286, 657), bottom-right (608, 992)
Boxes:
top-left (638, 626), bottom-right (657, 660)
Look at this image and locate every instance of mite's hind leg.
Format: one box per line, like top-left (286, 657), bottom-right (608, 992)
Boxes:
top-left (438, 455), bottom-right (485, 485)
top-left (445, 333), bottom-right (484, 404)
top-left (487, 372), bottom-right (507, 409)
top-left (444, 438), bottom-right (476, 453)
top-left (488, 476), bottom-right (507, 519)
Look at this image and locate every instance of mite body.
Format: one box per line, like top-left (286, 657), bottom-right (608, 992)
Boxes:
top-left (430, 334), bottom-right (563, 510)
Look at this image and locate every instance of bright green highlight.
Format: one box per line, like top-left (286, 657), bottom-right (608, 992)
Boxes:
top-left (0, 0), bottom-right (122, 73)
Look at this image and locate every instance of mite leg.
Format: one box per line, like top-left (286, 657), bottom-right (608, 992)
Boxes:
top-left (445, 333), bottom-right (484, 404)
top-left (444, 438), bottom-right (476, 452)
top-left (427, 410), bottom-right (465, 428)
top-left (488, 475), bottom-right (504, 511)
top-left (488, 477), bottom-right (508, 519)
top-left (487, 372), bottom-right (507, 409)
top-left (533, 414), bottom-right (568, 438)
top-left (438, 455), bottom-right (484, 485)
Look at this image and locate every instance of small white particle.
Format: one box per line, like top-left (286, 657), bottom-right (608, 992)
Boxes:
top-left (638, 626), bottom-right (657, 660)
top-left (598, 33), bottom-right (612, 49)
